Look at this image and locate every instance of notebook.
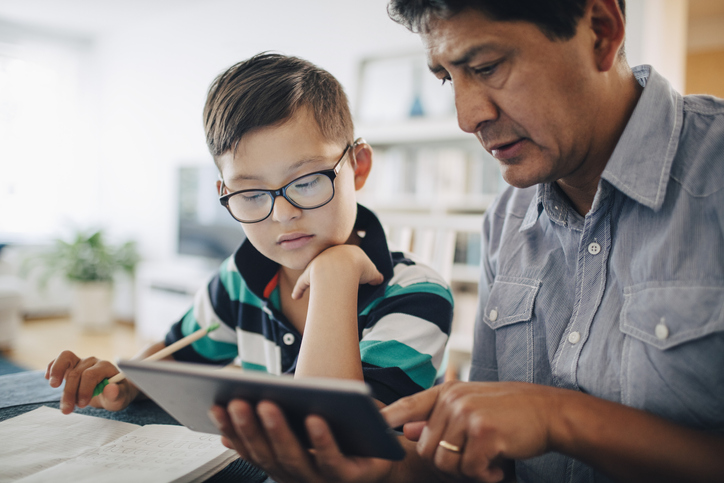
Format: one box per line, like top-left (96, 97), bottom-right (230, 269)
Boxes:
top-left (0, 406), bottom-right (238, 483)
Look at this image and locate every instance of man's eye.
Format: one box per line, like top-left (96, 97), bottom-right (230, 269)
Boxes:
top-left (473, 61), bottom-right (501, 77)
top-left (440, 75), bottom-right (451, 86)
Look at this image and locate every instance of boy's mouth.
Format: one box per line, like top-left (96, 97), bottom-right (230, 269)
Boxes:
top-left (277, 233), bottom-right (314, 249)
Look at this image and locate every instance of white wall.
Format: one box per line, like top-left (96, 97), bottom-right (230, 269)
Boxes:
top-left (91, 0), bottom-right (421, 262)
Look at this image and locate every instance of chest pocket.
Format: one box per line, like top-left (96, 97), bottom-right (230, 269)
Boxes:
top-left (483, 276), bottom-right (541, 382)
top-left (620, 282), bottom-right (724, 431)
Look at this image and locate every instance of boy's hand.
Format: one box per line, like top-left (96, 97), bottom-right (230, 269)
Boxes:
top-left (209, 399), bottom-right (395, 483)
top-left (292, 245), bottom-right (383, 300)
top-left (45, 350), bottom-right (139, 414)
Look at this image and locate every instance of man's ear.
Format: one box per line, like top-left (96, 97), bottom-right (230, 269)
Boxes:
top-left (216, 179), bottom-right (224, 196)
top-left (588, 0), bottom-right (626, 72)
top-left (352, 142), bottom-right (373, 191)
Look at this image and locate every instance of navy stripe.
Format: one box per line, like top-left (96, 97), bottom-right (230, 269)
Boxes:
top-left (207, 274), bottom-right (236, 328)
top-left (165, 317), bottom-right (232, 365)
top-left (362, 362), bottom-right (425, 405)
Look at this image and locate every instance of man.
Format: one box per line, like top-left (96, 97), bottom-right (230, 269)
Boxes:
top-left (211, 1), bottom-right (724, 482)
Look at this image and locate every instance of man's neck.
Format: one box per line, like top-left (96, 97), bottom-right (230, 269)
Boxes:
top-left (557, 62), bottom-right (644, 216)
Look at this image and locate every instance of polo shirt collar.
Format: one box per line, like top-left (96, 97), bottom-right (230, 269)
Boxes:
top-left (234, 204), bottom-right (395, 301)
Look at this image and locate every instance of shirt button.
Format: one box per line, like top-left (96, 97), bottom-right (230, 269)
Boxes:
top-left (489, 309), bottom-right (498, 322)
top-left (282, 333), bottom-right (295, 345)
top-left (588, 242), bottom-right (601, 255)
top-left (655, 322), bottom-right (669, 340)
top-left (568, 331), bottom-right (581, 344)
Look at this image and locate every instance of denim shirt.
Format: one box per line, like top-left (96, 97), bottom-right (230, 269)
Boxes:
top-left (470, 65), bottom-right (724, 483)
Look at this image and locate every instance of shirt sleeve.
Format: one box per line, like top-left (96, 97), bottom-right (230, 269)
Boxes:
top-left (358, 262), bottom-right (454, 405)
top-left (165, 257), bottom-right (239, 365)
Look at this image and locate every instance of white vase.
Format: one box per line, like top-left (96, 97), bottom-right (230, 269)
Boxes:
top-left (71, 281), bottom-right (114, 332)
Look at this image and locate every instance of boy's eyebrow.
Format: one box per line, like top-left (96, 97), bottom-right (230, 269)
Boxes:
top-left (226, 156), bottom-right (329, 184)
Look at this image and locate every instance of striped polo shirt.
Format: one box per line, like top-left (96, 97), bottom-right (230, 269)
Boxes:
top-left (165, 204), bottom-right (454, 404)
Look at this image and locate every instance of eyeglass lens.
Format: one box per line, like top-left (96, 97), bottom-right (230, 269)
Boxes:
top-left (226, 172), bottom-right (334, 222)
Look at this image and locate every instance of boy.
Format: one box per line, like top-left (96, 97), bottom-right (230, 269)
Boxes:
top-left (46, 53), bottom-right (454, 414)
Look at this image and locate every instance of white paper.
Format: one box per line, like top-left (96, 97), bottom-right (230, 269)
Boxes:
top-left (0, 407), bottom-right (237, 483)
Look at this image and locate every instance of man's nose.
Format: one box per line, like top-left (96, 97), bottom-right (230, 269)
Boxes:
top-left (270, 194), bottom-right (302, 223)
top-left (453, 78), bottom-right (498, 134)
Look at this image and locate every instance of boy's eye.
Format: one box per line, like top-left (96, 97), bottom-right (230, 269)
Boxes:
top-left (292, 175), bottom-right (322, 192)
top-left (241, 192), bottom-right (267, 204)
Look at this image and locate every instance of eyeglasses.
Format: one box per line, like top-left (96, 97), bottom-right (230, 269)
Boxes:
top-left (219, 140), bottom-right (359, 223)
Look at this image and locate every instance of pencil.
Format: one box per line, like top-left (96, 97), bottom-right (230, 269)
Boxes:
top-left (92, 323), bottom-right (221, 397)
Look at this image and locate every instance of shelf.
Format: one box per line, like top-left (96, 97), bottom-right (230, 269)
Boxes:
top-left (357, 117), bottom-right (478, 145)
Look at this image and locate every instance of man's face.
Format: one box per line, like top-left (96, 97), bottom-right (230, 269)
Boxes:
top-left (216, 107), bottom-right (359, 273)
top-left (422, 8), bottom-right (602, 189)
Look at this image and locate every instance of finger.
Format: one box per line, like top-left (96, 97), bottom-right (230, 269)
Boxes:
top-left (227, 400), bottom-right (277, 470)
top-left (45, 359), bottom-right (54, 380)
top-left (208, 405), bottom-right (250, 461)
top-left (59, 356), bottom-right (98, 414)
top-left (431, 428), bottom-right (467, 477)
top-left (382, 385), bottom-right (441, 428)
top-left (403, 421), bottom-right (426, 441)
top-left (305, 415), bottom-right (349, 479)
top-left (77, 360), bottom-right (120, 407)
top-left (291, 269), bottom-right (311, 300)
top-left (459, 435), bottom-right (506, 482)
top-left (47, 350), bottom-right (79, 388)
top-left (256, 401), bottom-right (319, 479)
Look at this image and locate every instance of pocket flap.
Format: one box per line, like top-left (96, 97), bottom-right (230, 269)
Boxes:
top-left (621, 283), bottom-right (724, 350)
top-left (483, 276), bottom-right (541, 329)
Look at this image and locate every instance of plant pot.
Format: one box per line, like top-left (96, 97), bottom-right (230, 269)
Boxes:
top-left (71, 281), bottom-right (114, 332)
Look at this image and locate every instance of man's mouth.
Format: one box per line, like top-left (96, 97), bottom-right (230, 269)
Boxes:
top-left (488, 139), bottom-right (525, 160)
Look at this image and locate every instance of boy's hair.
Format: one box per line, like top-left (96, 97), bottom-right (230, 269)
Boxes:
top-left (387, 0), bottom-right (626, 41)
top-left (203, 53), bottom-right (354, 163)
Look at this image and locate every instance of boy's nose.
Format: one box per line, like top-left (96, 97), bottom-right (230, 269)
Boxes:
top-left (270, 195), bottom-right (302, 223)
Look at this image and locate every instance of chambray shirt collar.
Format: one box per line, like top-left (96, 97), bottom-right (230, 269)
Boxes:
top-left (520, 65), bottom-right (683, 232)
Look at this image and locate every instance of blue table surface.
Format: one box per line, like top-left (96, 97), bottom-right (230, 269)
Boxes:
top-left (0, 370), bottom-right (269, 483)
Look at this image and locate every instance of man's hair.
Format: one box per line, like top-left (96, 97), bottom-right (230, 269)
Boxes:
top-left (388, 0), bottom-right (626, 40)
top-left (203, 53), bottom-right (353, 162)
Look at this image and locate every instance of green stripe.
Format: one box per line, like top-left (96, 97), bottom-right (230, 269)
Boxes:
top-left (218, 259), bottom-right (264, 308)
top-left (180, 310), bottom-right (238, 362)
top-left (360, 340), bottom-right (437, 389)
top-left (360, 282), bottom-right (454, 316)
top-left (241, 361), bottom-right (268, 372)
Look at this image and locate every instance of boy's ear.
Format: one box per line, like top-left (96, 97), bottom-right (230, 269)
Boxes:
top-left (216, 180), bottom-right (224, 196)
top-left (352, 142), bottom-right (373, 191)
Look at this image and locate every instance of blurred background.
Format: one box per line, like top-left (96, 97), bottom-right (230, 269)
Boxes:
top-left (0, 0), bottom-right (722, 376)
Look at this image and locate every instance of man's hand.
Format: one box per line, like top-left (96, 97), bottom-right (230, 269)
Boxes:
top-left (382, 381), bottom-right (560, 482)
top-left (45, 350), bottom-right (139, 414)
top-left (208, 399), bottom-right (394, 483)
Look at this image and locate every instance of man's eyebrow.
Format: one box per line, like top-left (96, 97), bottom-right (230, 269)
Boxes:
top-left (428, 44), bottom-right (501, 73)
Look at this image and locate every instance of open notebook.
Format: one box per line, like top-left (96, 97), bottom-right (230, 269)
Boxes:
top-left (0, 406), bottom-right (238, 483)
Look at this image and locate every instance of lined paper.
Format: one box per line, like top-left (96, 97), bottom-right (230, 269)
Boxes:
top-left (0, 407), bottom-right (237, 483)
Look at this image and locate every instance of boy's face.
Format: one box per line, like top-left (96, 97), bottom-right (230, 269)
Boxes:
top-left (216, 107), bottom-right (367, 273)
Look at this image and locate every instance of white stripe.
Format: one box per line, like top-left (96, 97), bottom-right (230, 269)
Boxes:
top-left (193, 285), bottom-right (237, 344)
top-left (236, 328), bottom-right (282, 375)
top-left (390, 255), bottom-right (450, 289)
top-left (362, 313), bottom-right (448, 370)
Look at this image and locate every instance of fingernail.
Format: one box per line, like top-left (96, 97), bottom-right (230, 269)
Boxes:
top-left (49, 377), bottom-right (58, 386)
top-left (78, 398), bottom-right (87, 407)
top-left (61, 402), bottom-right (71, 412)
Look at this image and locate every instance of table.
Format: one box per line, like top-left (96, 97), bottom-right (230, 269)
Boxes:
top-left (0, 370), bottom-right (269, 482)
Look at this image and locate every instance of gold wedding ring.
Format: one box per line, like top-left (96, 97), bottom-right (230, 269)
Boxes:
top-left (438, 440), bottom-right (462, 453)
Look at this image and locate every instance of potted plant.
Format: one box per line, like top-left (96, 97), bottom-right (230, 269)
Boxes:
top-left (24, 230), bottom-right (140, 332)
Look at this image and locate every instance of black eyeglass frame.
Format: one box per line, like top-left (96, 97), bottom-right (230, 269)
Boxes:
top-left (219, 139), bottom-right (361, 224)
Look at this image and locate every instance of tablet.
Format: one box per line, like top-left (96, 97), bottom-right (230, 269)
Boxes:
top-left (117, 359), bottom-right (405, 460)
